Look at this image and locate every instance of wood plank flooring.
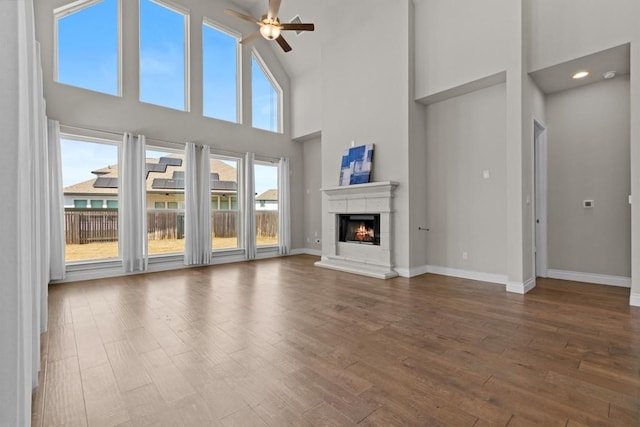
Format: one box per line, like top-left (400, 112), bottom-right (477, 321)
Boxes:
top-left (32, 255), bottom-right (640, 426)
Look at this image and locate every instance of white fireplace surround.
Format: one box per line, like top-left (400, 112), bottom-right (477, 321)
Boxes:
top-left (315, 181), bottom-right (399, 279)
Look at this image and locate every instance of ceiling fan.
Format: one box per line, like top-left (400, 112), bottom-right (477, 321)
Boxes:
top-left (225, 0), bottom-right (315, 52)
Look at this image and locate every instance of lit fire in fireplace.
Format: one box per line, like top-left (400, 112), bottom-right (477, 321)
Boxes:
top-left (354, 223), bottom-right (375, 242)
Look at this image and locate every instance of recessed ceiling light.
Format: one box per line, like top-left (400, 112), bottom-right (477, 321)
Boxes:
top-left (603, 70), bottom-right (616, 79)
top-left (572, 71), bottom-right (590, 79)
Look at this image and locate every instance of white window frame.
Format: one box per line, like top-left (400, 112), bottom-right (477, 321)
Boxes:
top-left (202, 18), bottom-right (243, 124)
top-left (251, 49), bottom-right (283, 134)
top-left (210, 152), bottom-right (243, 253)
top-left (138, 0), bottom-right (191, 112)
top-left (60, 132), bottom-right (122, 265)
top-left (53, 0), bottom-right (123, 96)
top-left (254, 158), bottom-right (280, 248)
top-left (145, 143), bottom-right (185, 257)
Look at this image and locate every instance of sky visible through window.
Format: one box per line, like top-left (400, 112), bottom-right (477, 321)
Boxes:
top-left (61, 139), bottom-right (118, 188)
top-left (252, 56), bottom-right (279, 132)
top-left (58, 1), bottom-right (279, 195)
top-left (203, 24), bottom-right (237, 122)
top-left (139, 0), bottom-right (186, 110)
top-left (57, 0), bottom-right (118, 95)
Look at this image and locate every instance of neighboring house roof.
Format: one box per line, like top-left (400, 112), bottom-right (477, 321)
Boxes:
top-left (256, 189), bottom-right (278, 201)
top-left (64, 154), bottom-right (238, 196)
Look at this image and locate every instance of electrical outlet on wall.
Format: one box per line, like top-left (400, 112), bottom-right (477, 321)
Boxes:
top-left (462, 252), bottom-right (468, 260)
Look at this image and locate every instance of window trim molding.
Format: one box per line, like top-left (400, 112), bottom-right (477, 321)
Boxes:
top-left (53, 0), bottom-right (123, 96)
top-left (251, 48), bottom-right (283, 134)
top-left (202, 17), bottom-right (243, 124)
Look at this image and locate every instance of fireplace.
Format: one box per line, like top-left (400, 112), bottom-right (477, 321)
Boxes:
top-left (315, 181), bottom-right (398, 279)
top-left (339, 214), bottom-right (380, 245)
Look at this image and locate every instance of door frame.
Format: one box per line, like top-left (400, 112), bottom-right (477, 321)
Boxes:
top-left (534, 119), bottom-right (548, 278)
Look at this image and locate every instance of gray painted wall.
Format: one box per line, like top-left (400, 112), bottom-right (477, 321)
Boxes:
top-left (321, 0), bottom-right (413, 272)
top-left (425, 84), bottom-right (508, 275)
top-left (546, 77), bottom-right (631, 277)
top-left (525, 0), bottom-right (639, 303)
top-left (302, 137), bottom-right (322, 252)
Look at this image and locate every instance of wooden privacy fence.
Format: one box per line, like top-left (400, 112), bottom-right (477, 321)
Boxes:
top-left (65, 209), bottom-right (278, 244)
top-left (256, 211), bottom-right (278, 237)
top-left (65, 208), bottom-right (119, 244)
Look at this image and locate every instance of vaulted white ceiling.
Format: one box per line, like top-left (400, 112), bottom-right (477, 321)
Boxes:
top-left (228, 0), bottom-right (323, 77)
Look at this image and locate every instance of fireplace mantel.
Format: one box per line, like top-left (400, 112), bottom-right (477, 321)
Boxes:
top-left (320, 181), bottom-right (398, 200)
top-left (315, 181), bottom-right (398, 279)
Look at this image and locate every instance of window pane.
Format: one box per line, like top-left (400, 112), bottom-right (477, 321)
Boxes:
top-left (211, 157), bottom-right (240, 250)
top-left (252, 55), bottom-right (280, 132)
top-left (106, 200), bottom-right (118, 208)
top-left (146, 149), bottom-right (185, 255)
top-left (254, 163), bottom-right (279, 246)
top-left (203, 23), bottom-right (238, 122)
top-left (62, 138), bottom-right (119, 262)
top-left (56, 0), bottom-right (119, 95)
top-left (139, 0), bottom-right (186, 110)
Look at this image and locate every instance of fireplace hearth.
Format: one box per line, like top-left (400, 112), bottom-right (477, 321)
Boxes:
top-left (339, 214), bottom-right (380, 245)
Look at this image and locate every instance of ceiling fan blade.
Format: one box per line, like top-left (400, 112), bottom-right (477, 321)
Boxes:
top-left (225, 9), bottom-right (260, 25)
top-left (280, 23), bottom-right (315, 32)
top-left (241, 30), bottom-right (262, 45)
top-left (275, 34), bottom-right (292, 52)
top-left (267, 0), bottom-right (281, 19)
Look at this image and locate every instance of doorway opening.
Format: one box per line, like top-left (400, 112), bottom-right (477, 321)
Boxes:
top-left (534, 120), bottom-right (548, 278)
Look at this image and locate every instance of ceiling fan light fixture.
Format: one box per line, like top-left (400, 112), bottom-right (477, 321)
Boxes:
top-left (260, 23), bottom-right (281, 40)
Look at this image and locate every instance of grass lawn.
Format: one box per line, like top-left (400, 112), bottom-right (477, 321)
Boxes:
top-left (65, 236), bottom-right (279, 262)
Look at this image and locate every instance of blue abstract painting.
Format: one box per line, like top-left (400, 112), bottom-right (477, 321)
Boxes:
top-left (339, 144), bottom-right (374, 186)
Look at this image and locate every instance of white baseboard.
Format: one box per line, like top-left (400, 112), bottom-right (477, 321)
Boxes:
top-left (547, 269), bottom-right (631, 288)
top-left (506, 277), bottom-right (536, 294)
top-left (291, 248), bottom-right (322, 256)
top-left (394, 265), bottom-right (429, 278)
top-left (630, 293), bottom-right (640, 307)
top-left (425, 265), bottom-right (507, 285)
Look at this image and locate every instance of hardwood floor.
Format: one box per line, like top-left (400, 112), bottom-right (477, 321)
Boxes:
top-left (32, 255), bottom-right (640, 426)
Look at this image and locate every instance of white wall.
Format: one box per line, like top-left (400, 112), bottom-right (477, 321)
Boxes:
top-left (0, 3), bottom-right (24, 424)
top-left (35, 0), bottom-right (306, 250)
top-left (546, 77), bottom-right (631, 278)
top-left (321, 0), bottom-right (413, 272)
top-left (414, 0), bottom-right (511, 98)
top-left (302, 137), bottom-right (322, 253)
top-left (527, 0), bottom-right (638, 72)
top-left (425, 84), bottom-right (507, 276)
top-left (291, 68), bottom-right (321, 140)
